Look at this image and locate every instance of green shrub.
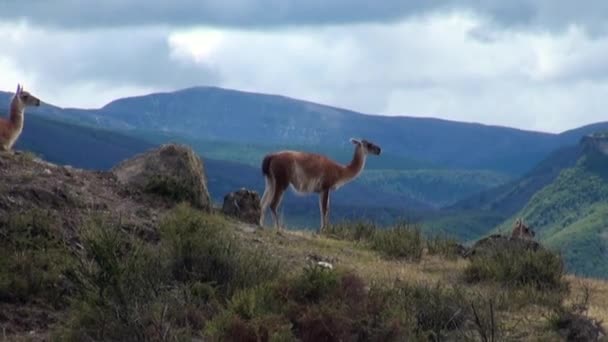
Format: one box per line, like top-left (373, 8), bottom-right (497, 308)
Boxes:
top-left (0, 210), bottom-right (74, 307)
top-left (206, 283), bottom-right (295, 341)
top-left (56, 205), bottom-right (283, 341)
top-left (464, 247), bottom-right (566, 290)
top-left (160, 203), bottom-right (281, 296)
top-left (371, 223), bottom-right (424, 261)
top-left (145, 174), bottom-right (194, 203)
top-left (388, 283), bottom-right (469, 339)
top-left (55, 218), bottom-right (176, 341)
top-left (289, 264), bottom-right (341, 304)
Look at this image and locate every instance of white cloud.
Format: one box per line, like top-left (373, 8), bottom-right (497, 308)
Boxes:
top-left (165, 14), bottom-right (608, 132)
top-left (0, 23), bottom-right (219, 108)
top-left (2, 12), bottom-right (608, 132)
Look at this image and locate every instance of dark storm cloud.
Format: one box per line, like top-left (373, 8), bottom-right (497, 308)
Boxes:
top-left (0, 1), bottom-right (441, 28)
top-left (2, 1), bottom-right (607, 34)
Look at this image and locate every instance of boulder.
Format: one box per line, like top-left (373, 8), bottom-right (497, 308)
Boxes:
top-left (222, 188), bottom-right (260, 224)
top-left (464, 234), bottom-right (542, 258)
top-left (112, 144), bottom-right (211, 210)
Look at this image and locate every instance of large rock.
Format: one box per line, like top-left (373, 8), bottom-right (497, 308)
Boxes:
top-left (112, 144), bottom-right (211, 210)
top-left (222, 188), bottom-right (260, 224)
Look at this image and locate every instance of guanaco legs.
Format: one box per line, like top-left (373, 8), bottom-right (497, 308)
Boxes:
top-left (259, 138), bottom-right (382, 233)
top-left (0, 84), bottom-right (40, 152)
top-left (511, 218), bottom-right (535, 239)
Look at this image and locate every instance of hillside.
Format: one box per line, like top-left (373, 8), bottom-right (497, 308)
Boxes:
top-left (360, 169), bottom-right (511, 208)
top-left (424, 143), bottom-right (585, 241)
top-left (495, 134), bottom-right (608, 279)
top-left (1, 148), bottom-right (607, 341)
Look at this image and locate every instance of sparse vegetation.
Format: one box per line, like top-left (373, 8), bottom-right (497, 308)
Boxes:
top-left (547, 284), bottom-right (606, 341)
top-left (426, 234), bottom-right (463, 260)
top-left (370, 222), bottom-right (424, 261)
top-left (1, 205), bottom-right (606, 340)
top-left (0, 210), bottom-right (75, 308)
top-left (323, 221), bottom-right (424, 261)
top-left (54, 204), bottom-right (281, 341)
top-left (145, 174), bottom-right (194, 203)
top-left (206, 264), bottom-right (494, 342)
top-left (323, 221), bottom-right (377, 242)
top-left (160, 203), bottom-right (281, 296)
top-left (464, 246), bottom-right (566, 291)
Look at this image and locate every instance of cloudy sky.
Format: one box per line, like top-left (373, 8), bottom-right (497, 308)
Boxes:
top-left (1, 1), bottom-right (607, 133)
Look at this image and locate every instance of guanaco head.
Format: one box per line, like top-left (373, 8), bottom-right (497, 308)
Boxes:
top-left (350, 138), bottom-right (382, 155)
top-left (511, 218), bottom-right (535, 239)
top-left (14, 84), bottom-right (41, 109)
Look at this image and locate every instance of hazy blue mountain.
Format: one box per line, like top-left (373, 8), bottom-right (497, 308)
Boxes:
top-left (5, 87), bottom-right (608, 175)
top-left (2, 110), bottom-right (432, 227)
top-left (14, 114), bottom-right (153, 170)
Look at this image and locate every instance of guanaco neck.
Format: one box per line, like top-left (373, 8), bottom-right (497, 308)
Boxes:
top-left (342, 145), bottom-right (366, 181)
top-left (9, 96), bottom-right (24, 128)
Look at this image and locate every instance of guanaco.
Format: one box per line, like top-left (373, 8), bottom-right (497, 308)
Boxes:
top-left (0, 84), bottom-right (40, 151)
top-left (260, 138), bottom-right (382, 232)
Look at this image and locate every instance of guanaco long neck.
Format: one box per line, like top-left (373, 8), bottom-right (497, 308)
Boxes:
top-left (342, 145), bottom-right (366, 181)
top-left (9, 96), bottom-right (24, 128)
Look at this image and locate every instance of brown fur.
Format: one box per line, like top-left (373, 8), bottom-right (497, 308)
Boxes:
top-left (259, 138), bottom-right (381, 232)
top-left (0, 84), bottom-right (40, 151)
top-left (511, 218), bottom-right (535, 239)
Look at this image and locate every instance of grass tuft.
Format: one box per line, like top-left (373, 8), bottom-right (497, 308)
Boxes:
top-left (464, 247), bottom-right (566, 291)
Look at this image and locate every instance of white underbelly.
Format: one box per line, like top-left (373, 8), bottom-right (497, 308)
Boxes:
top-left (291, 164), bottom-right (322, 193)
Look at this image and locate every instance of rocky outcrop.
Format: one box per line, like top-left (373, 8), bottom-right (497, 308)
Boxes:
top-left (222, 188), bottom-right (261, 224)
top-left (112, 144), bottom-right (211, 211)
top-left (464, 234), bottom-right (541, 258)
top-left (581, 133), bottom-right (608, 156)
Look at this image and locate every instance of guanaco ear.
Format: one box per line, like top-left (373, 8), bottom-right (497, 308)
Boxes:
top-left (350, 138), bottom-right (361, 145)
top-left (16, 84), bottom-right (21, 95)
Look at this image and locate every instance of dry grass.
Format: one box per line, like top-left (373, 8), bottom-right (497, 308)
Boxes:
top-left (566, 276), bottom-right (608, 331)
top-left (234, 221), bottom-right (608, 338)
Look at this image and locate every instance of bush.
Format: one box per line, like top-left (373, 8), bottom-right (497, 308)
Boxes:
top-left (55, 218), bottom-right (178, 341)
top-left (145, 174), bottom-right (194, 203)
top-left (0, 210), bottom-right (74, 307)
top-left (371, 223), bottom-right (424, 261)
top-left (160, 203), bottom-right (281, 296)
top-left (55, 205), bottom-right (283, 340)
top-left (464, 247), bottom-right (566, 290)
top-left (289, 264), bottom-right (341, 304)
top-left (206, 284), bottom-right (295, 341)
top-left (386, 282), bottom-right (470, 339)
top-left (206, 264), bottom-right (494, 342)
